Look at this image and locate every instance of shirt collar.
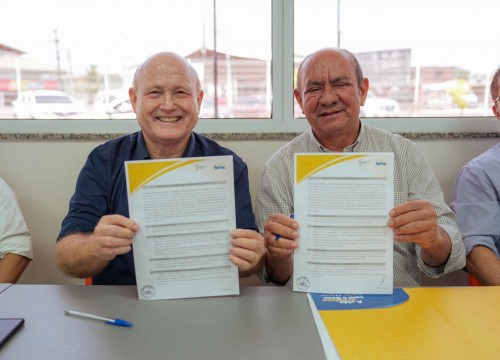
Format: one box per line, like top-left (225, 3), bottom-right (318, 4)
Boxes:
top-left (344, 122), bottom-right (364, 152)
top-left (136, 131), bottom-right (151, 159)
top-left (181, 133), bottom-right (197, 157)
top-left (137, 131), bottom-right (197, 159)
top-left (307, 122), bottom-right (364, 153)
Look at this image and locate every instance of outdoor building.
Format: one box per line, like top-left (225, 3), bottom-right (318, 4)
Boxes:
top-left (0, 42), bottom-right (62, 107)
top-left (186, 48), bottom-right (271, 118)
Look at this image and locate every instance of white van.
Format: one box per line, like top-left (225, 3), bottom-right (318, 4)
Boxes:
top-left (13, 90), bottom-right (84, 119)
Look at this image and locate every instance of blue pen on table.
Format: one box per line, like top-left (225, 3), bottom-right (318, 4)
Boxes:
top-left (274, 213), bottom-right (295, 241)
top-left (64, 310), bottom-right (133, 327)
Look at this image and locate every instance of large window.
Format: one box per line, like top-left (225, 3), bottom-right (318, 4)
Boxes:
top-left (294, 0), bottom-right (498, 119)
top-left (0, 0), bottom-right (498, 134)
top-left (0, 0), bottom-right (271, 120)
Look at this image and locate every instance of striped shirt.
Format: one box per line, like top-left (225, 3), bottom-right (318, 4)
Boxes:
top-left (255, 123), bottom-right (465, 287)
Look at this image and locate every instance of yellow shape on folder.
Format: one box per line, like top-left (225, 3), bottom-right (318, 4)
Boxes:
top-left (318, 287), bottom-right (500, 359)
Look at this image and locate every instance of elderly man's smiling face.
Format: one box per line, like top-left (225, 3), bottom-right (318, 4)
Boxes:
top-left (129, 53), bottom-right (203, 158)
top-left (294, 49), bottom-right (368, 150)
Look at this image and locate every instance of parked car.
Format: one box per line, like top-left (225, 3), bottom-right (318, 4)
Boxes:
top-left (107, 99), bottom-right (135, 119)
top-left (360, 92), bottom-right (400, 117)
top-left (92, 90), bottom-right (129, 113)
top-left (13, 90), bottom-right (85, 119)
top-left (91, 90), bottom-right (135, 119)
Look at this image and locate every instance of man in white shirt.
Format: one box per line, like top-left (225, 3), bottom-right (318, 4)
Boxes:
top-left (0, 177), bottom-right (33, 282)
top-left (255, 48), bottom-right (465, 287)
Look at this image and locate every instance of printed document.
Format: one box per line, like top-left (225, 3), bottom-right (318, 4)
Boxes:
top-left (125, 156), bottom-right (239, 300)
top-left (293, 153), bottom-right (394, 294)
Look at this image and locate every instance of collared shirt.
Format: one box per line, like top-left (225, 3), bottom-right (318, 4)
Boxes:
top-left (255, 124), bottom-right (465, 287)
top-left (451, 143), bottom-right (500, 257)
top-left (0, 178), bottom-right (33, 260)
top-left (58, 131), bottom-right (257, 285)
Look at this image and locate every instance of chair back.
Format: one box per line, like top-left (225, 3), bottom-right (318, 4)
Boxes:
top-left (468, 274), bottom-right (482, 286)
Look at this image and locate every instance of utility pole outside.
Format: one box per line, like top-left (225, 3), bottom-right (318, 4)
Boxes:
top-left (53, 29), bottom-right (64, 91)
top-left (337, 0), bottom-right (341, 47)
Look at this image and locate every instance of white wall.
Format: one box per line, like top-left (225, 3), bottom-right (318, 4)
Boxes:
top-left (1, 136), bottom-right (497, 286)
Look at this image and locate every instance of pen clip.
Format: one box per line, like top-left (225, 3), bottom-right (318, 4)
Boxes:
top-left (105, 319), bottom-right (133, 327)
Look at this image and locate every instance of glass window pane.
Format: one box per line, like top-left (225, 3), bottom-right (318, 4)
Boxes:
top-left (294, 0), bottom-right (498, 118)
top-left (0, 0), bottom-right (271, 120)
top-left (194, 0), bottom-right (272, 119)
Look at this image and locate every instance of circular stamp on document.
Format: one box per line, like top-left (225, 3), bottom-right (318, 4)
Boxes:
top-left (140, 285), bottom-right (156, 298)
top-left (296, 276), bottom-right (310, 290)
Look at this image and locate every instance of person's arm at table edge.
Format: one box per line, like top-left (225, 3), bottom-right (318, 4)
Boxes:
top-left (0, 253), bottom-right (31, 283)
top-left (56, 214), bottom-right (138, 279)
top-left (466, 245), bottom-right (500, 285)
top-left (55, 233), bottom-right (111, 278)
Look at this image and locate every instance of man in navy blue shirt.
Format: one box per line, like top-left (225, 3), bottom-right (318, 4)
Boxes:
top-left (56, 52), bottom-right (265, 285)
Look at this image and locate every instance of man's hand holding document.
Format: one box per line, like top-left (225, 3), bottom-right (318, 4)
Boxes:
top-left (293, 153), bottom-right (394, 294)
top-left (126, 155), bottom-right (238, 300)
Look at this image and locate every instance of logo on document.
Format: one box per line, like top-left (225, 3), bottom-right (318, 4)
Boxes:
top-left (141, 285), bottom-right (156, 298)
top-left (296, 276), bottom-right (310, 290)
top-left (195, 164), bottom-right (208, 171)
top-left (213, 164), bottom-right (226, 170)
top-left (358, 159), bottom-right (371, 166)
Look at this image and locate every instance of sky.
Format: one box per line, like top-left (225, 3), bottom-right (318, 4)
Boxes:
top-left (1, 0), bottom-right (498, 76)
top-left (295, 0), bottom-right (498, 74)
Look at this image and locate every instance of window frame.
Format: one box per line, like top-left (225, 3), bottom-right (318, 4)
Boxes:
top-left (1, 0), bottom-right (498, 136)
